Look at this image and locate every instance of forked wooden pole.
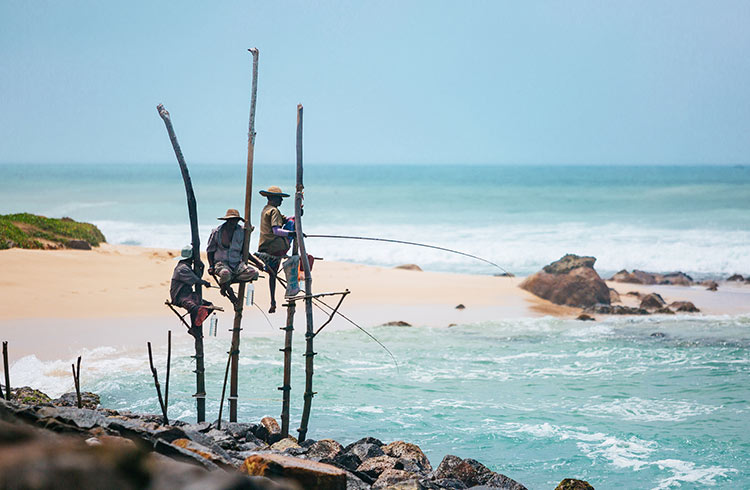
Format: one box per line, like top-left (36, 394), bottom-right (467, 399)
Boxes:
top-left (71, 356), bottom-right (82, 408)
top-left (2, 342), bottom-right (10, 400)
top-left (157, 104), bottom-right (206, 422)
top-left (147, 342), bottom-right (169, 425)
top-left (295, 104), bottom-right (316, 443)
top-left (228, 47), bottom-right (260, 422)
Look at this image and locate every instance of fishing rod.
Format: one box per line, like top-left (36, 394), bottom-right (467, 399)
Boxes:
top-left (303, 234), bottom-right (514, 276)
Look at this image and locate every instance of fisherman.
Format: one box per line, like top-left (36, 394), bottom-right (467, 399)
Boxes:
top-left (206, 208), bottom-right (259, 303)
top-left (170, 245), bottom-right (214, 337)
top-left (256, 186), bottom-right (297, 313)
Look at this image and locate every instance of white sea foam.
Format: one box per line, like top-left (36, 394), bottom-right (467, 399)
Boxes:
top-left (579, 397), bottom-right (718, 422)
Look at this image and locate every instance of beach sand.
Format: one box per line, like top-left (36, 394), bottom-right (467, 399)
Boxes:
top-left (0, 244), bottom-right (574, 362)
top-left (2, 245), bottom-right (748, 363)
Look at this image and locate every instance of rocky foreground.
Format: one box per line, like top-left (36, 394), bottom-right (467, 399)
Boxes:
top-left (0, 387), bottom-right (594, 490)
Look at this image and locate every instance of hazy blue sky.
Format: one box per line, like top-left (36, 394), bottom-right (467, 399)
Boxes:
top-left (1, 1), bottom-right (749, 165)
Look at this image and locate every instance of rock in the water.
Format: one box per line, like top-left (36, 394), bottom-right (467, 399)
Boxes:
top-left (520, 254), bottom-right (610, 308)
top-left (10, 386), bottom-right (52, 405)
top-left (373, 468), bottom-right (419, 488)
top-left (395, 264), bottom-right (423, 272)
top-left (431, 455), bottom-right (526, 489)
top-left (53, 391), bottom-right (101, 410)
top-left (650, 332), bottom-right (667, 338)
top-left (653, 307), bottom-right (675, 315)
top-left (608, 288), bottom-right (621, 304)
top-left (383, 321), bottom-right (412, 327)
top-left (555, 478), bottom-right (595, 490)
top-left (727, 274), bottom-right (745, 282)
top-left (241, 453), bottom-right (347, 490)
top-left (625, 291), bottom-right (641, 297)
top-left (455, 304), bottom-right (466, 310)
top-left (382, 441), bottom-right (432, 473)
top-left (66, 239), bottom-right (92, 250)
top-left (639, 293), bottom-right (666, 310)
top-left (610, 270), bottom-right (693, 286)
top-left (669, 301), bottom-right (700, 312)
top-left (576, 314), bottom-right (595, 321)
top-left (702, 280), bottom-right (718, 291)
top-left (585, 305), bottom-right (649, 315)
top-left (659, 272), bottom-right (693, 286)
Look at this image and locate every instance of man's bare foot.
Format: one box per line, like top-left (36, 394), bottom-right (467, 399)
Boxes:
top-left (268, 304), bottom-right (276, 314)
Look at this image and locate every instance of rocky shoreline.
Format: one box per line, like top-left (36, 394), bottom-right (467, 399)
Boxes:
top-left (0, 387), bottom-right (595, 490)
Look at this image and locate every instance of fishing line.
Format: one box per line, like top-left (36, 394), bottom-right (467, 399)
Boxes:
top-left (303, 234), bottom-right (513, 276)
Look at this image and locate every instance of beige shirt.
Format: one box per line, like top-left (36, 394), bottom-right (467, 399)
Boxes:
top-left (258, 204), bottom-right (289, 255)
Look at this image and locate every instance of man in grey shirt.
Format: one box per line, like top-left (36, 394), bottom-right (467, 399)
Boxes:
top-left (206, 208), bottom-right (259, 303)
top-left (170, 245), bottom-right (213, 337)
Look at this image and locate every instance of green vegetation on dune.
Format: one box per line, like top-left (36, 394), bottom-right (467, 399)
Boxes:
top-left (0, 213), bottom-right (106, 250)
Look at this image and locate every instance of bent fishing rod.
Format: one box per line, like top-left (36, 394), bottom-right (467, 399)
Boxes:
top-left (303, 234), bottom-right (514, 276)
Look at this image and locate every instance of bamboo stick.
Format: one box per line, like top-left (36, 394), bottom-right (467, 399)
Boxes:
top-left (217, 347), bottom-right (232, 430)
top-left (70, 356), bottom-right (82, 409)
top-left (294, 104), bottom-right (316, 443)
top-left (229, 47), bottom-right (260, 423)
top-left (147, 342), bottom-right (169, 425)
top-left (2, 342), bottom-right (10, 400)
top-left (157, 104), bottom-right (206, 422)
top-left (164, 330), bottom-right (171, 411)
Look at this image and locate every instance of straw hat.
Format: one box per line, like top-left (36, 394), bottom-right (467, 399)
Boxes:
top-left (259, 186), bottom-right (290, 198)
top-left (175, 244), bottom-right (193, 260)
top-left (218, 208), bottom-right (244, 221)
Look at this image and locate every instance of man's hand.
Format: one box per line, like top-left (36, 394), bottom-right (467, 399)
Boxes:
top-left (208, 267), bottom-right (215, 276)
top-left (201, 280), bottom-right (211, 288)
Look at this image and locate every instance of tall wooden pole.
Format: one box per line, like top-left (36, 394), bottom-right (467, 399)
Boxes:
top-left (157, 104), bottom-right (206, 422)
top-left (295, 104), bottom-right (316, 443)
top-left (279, 241), bottom-right (298, 437)
top-left (229, 47), bottom-right (260, 422)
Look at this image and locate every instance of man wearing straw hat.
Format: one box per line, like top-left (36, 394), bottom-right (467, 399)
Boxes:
top-left (256, 186), bottom-right (297, 313)
top-left (170, 244), bottom-right (214, 337)
top-left (206, 208), bottom-right (259, 302)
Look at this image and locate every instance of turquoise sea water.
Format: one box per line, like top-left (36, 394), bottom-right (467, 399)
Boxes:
top-left (3, 163), bottom-right (750, 488)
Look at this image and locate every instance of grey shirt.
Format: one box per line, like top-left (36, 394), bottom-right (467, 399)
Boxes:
top-left (207, 222), bottom-right (244, 269)
top-left (170, 261), bottom-right (201, 303)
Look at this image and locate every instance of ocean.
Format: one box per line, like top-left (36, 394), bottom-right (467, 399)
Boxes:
top-left (2, 163), bottom-right (750, 488)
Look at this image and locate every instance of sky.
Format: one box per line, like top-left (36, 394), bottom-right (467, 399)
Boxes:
top-left (1, 1), bottom-right (749, 166)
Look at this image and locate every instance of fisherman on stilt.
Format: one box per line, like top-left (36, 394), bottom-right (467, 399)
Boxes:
top-left (170, 245), bottom-right (214, 338)
top-left (255, 186), bottom-right (299, 313)
top-left (207, 208), bottom-right (260, 304)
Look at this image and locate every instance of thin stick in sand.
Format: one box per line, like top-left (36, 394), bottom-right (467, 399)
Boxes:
top-left (147, 342), bottom-right (169, 425)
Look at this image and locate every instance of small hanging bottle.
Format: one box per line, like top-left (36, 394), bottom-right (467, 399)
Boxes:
top-left (245, 283), bottom-right (254, 306)
top-left (209, 312), bottom-right (218, 336)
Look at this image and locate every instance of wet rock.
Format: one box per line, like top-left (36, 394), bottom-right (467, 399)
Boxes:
top-left (53, 391), bottom-right (101, 409)
top-left (183, 421), bottom-right (211, 433)
top-left (610, 270), bottom-right (693, 286)
top-left (339, 436), bottom-right (385, 470)
top-left (395, 264), bottom-right (423, 272)
top-left (650, 332), bottom-right (667, 338)
top-left (520, 254), bottom-right (610, 308)
top-left (241, 453), bottom-right (347, 490)
top-left (555, 478), bottom-right (595, 490)
top-left (66, 239), bottom-right (92, 250)
top-left (271, 437), bottom-right (301, 452)
top-left (653, 307), bottom-right (675, 315)
top-left (373, 468), bottom-right (419, 488)
top-left (639, 293), bottom-right (666, 310)
top-left (429, 478), bottom-right (467, 489)
top-left (304, 438), bottom-right (343, 463)
top-left (455, 304), bottom-right (466, 310)
top-left (702, 280), bottom-right (718, 291)
top-left (344, 470), bottom-right (372, 490)
top-left (205, 428), bottom-right (242, 450)
top-left (727, 274), bottom-right (745, 282)
top-left (625, 291), bottom-right (641, 297)
top-left (669, 301), bottom-right (700, 313)
top-left (659, 272), bottom-right (693, 286)
top-left (171, 438), bottom-right (235, 468)
top-left (10, 386), bottom-right (52, 405)
top-left (382, 441), bottom-right (432, 473)
top-left (37, 406), bottom-right (110, 430)
top-left (576, 314), bottom-right (595, 321)
top-left (585, 305), bottom-right (649, 315)
top-left (254, 416), bottom-right (282, 444)
top-left (608, 288), bottom-right (621, 304)
top-left (357, 455), bottom-right (401, 480)
top-left (432, 455), bottom-right (526, 489)
top-left (484, 472), bottom-right (529, 489)
top-left (383, 321), bottom-right (412, 327)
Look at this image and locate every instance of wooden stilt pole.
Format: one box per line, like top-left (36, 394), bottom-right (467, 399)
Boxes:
top-left (157, 104), bottom-right (206, 422)
top-left (279, 240), bottom-right (298, 437)
top-left (294, 104), bottom-right (316, 443)
top-left (148, 342), bottom-right (169, 425)
top-left (228, 47), bottom-right (260, 423)
top-left (2, 342), bottom-right (10, 400)
top-left (217, 347), bottom-right (232, 429)
top-left (164, 330), bottom-right (171, 411)
top-left (71, 356), bottom-right (82, 408)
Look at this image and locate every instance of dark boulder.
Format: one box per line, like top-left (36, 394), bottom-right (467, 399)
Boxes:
top-left (431, 455), bottom-right (526, 489)
top-left (585, 305), bottom-right (649, 315)
top-left (253, 416), bottom-right (282, 444)
top-left (555, 478), bottom-right (595, 490)
top-left (383, 321), bottom-right (412, 327)
top-left (669, 301), bottom-right (700, 313)
top-left (455, 304), bottom-right (466, 310)
top-left (66, 239), bottom-right (92, 250)
top-left (305, 439), bottom-right (344, 464)
top-left (373, 468), bottom-right (419, 488)
top-left (53, 391), bottom-right (100, 410)
top-left (659, 272), bottom-right (693, 286)
top-left (520, 254), bottom-right (610, 308)
top-left (727, 274), bottom-right (745, 282)
top-left (653, 307), bottom-right (675, 315)
top-left (639, 293), bottom-right (666, 310)
top-left (576, 314), bottom-right (595, 321)
top-left (395, 264), bottom-right (423, 272)
top-left (702, 280), bottom-right (718, 291)
top-left (356, 455), bottom-right (401, 481)
top-left (382, 441), bottom-right (432, 473)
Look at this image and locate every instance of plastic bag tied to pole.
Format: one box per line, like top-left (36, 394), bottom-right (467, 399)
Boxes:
top-left (282, 256), bottom-right (301, 298)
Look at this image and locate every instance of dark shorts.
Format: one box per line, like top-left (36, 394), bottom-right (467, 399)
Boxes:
top-left (255, 252), bottom-right (282, 273)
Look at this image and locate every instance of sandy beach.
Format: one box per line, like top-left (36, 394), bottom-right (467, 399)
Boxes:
top-left (2, 244), bottom-right (749, 364)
